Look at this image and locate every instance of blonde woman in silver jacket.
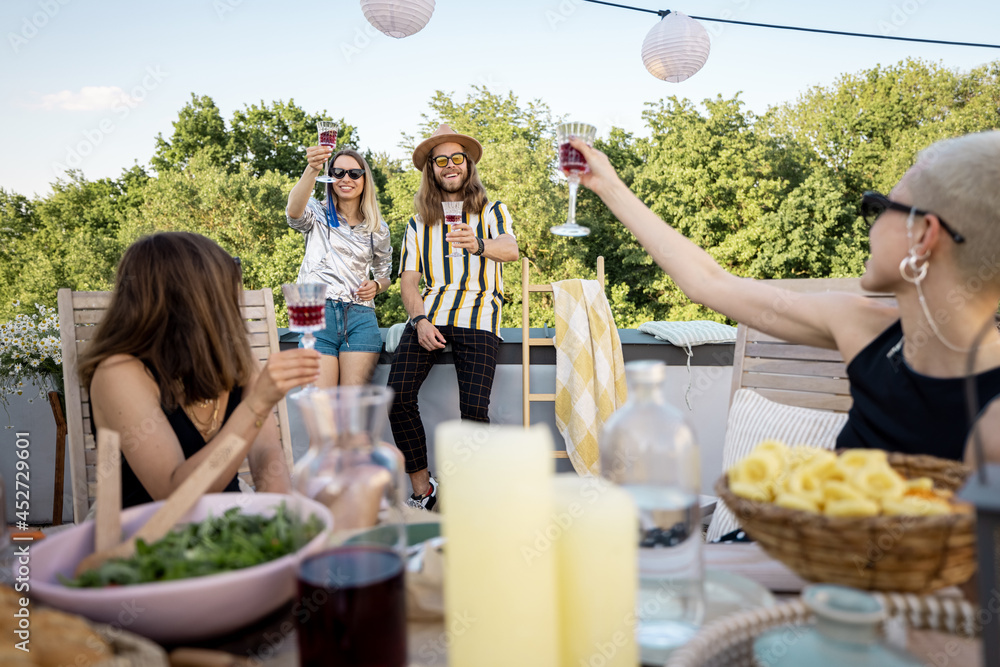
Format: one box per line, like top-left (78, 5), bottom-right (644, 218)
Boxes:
top-left (286, 146), bottom-right (392, 387)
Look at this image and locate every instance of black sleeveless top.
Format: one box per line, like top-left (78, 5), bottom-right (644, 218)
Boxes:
top-left (120, 387), bottom-right (243, 508)
top-left (836, 320), bottom-right (1000, 461)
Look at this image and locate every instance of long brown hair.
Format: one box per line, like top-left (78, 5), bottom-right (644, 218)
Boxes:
top-left (78, 232), bottom-right (256, 411)
top-left (414, 156), bottom-right (489, 226)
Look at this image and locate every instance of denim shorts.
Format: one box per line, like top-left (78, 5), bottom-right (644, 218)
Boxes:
top-left (304, 300), bottom-right (382, 357)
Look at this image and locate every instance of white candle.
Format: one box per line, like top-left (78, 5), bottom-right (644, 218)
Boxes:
top-left (551, 474), bottom-right (638, 667)
top-left (437, 421), bottom-right (559, 667)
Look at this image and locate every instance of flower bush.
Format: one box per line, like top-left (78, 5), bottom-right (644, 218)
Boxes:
top-left (0, 301), bottom-right (63, 422)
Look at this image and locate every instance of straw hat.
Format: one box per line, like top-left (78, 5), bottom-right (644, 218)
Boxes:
top-left (412, 123), bottom-right (483, 170)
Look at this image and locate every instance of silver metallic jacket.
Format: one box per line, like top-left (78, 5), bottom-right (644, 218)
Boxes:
top-left (287, 198), bottom-right (393, 306)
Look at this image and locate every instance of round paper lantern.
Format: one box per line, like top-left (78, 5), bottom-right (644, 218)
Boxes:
top-left (641, 11), bottom-right (711, 83)
top-left (360, 0), bottom-right (435, 39)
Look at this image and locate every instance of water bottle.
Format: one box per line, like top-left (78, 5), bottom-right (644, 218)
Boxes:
top-left (600, 360), bottom-right (705, 664)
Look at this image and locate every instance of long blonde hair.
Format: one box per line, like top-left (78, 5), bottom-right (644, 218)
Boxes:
top-left (324, 148), bottom-right (383, 234)
top-left (414, 156), bottom-right (489, 226)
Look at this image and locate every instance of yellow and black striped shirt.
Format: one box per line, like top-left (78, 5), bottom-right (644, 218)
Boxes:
top-left (399, 201), bottom-right (514, 336)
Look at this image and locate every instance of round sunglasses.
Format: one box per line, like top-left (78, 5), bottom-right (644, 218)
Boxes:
top-left (430, 152), bottom-right (468, 168)
top-left (331, 167), bottom-right (365, 180)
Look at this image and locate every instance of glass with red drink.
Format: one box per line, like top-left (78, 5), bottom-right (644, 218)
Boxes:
top-left (552, 122), bottom-right (597, 237)
top-left (297, 545), bottom-right (407, 667)
top-left (443, 201), bottom-right (464, 258)
top-left (316, 121), bottom-right (338, 184)
top-left (282, 282), bottom-right (326, 396)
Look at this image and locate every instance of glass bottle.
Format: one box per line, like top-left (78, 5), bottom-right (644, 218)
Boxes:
top-left (600, 359), bottom-right (704, 664)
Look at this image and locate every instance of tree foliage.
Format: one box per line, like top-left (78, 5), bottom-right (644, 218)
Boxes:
top-left (3, 59), bottom-right (999, 331)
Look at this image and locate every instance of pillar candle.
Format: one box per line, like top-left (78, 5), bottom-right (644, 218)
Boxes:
top-left (552, 474), bottom-right (638, 667)
top-left (437, 421), bottom-right (559, 667)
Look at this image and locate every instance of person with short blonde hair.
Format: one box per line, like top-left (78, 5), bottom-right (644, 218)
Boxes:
top-left (287, 146), bottom-right (393, 387)
top-left (573, 130), bottom-right (1000, 464)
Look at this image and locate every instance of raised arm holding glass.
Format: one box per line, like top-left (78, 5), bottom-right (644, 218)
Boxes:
top-left (572, 131), bottom-right (1000, 464)
top-left (286, 134), bottom-right (393, 388)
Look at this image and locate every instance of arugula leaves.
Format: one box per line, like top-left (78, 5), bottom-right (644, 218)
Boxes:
top-left (62, 503), bottom-right (324, 588)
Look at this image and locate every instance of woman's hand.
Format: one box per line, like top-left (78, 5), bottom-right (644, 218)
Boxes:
top-left (305, 145), bottom-right (333, 175)
top-left (246, 348), bottom-right (321, 411)
top-left (355, 279), bottom-right (379, 301)
top-left (570, 137), bottom-right (624, 198)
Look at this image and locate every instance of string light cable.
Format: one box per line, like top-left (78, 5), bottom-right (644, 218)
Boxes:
top-left (581, 0), bottom-right (1000, 50)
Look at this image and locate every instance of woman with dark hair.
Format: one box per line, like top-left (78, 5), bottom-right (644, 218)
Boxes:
top-left (79, 232), bottom-right (321, 508)
top-left (286, 146), bottom-right (392, 387)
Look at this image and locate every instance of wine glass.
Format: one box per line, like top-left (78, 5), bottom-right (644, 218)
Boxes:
top-left (551, 121), bottom-right (597, 237)
top-left (316, 121), bottom-right (338, 184)
top-left (443, 201), bottom-right (464, 258)
top-left (282, 282), bottom-right (327, 395)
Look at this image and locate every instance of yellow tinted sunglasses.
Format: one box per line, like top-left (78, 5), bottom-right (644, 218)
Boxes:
top-left (431, 152), bottom-right (468, 168)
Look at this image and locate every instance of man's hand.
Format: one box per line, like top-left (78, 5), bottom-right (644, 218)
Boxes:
top-left (445, 222), bottom-right (479, 252)
top-left (415, 319), bottom-right (447, 351)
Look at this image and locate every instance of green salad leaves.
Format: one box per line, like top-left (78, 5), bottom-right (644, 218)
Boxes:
top-left (62, 503), bottom-right (325, 588)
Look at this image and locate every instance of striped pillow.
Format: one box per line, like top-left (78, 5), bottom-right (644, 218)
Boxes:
top-left (706, 388), bottom-right (849, 542)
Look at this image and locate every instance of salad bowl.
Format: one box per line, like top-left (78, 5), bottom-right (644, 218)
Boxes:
top-left (27, 493), bottom-right (332, 643)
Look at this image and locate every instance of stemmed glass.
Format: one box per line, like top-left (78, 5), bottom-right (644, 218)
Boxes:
top-left (551, 121), bottom-right (597, 237)
top-left (443, 201), bottom-right (464, 258)
top-left (282, 282), bottom-right (327, 396)
top-left (316, 121), bottom-right (338, 184)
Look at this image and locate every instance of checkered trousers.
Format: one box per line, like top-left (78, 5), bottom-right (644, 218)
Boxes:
top-left (387, 323), bottom-right (500, 473)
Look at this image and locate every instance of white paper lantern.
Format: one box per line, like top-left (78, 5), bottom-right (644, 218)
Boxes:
top-left (641, 11), bottom-right (711, 83)
top-left (360, 0), bottom-right (435, 39)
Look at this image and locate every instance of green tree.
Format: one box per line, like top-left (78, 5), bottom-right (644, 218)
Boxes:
top-left (152, 94), bottom-right (230, 172)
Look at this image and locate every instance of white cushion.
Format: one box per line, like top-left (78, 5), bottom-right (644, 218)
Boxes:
top-left (706, 388), bottom-right (849, 542)
top-left (638, 320), bottom-right (737, 346)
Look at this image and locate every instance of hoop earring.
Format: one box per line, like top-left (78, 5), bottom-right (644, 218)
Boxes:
top-left (899, 252), bottom-right (928, 284)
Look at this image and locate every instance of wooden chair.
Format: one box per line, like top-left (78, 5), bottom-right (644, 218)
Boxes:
top-left (730, 278), bottom-right (896, 413)
top-left (521, 257), bottom-right (604, 458)
top-left (58, 288), bottom-right (293, 523)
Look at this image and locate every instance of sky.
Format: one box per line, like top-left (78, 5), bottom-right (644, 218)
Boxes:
top-left (2, 0), bottom-right (999, 198)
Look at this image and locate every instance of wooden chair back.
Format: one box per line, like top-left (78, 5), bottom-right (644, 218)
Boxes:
top-left (521, 257), bottom-right (604, 458)
top-left (58, 288), bottom-right (293, 523)
top-left (730, 278), bottom-right (895, 413)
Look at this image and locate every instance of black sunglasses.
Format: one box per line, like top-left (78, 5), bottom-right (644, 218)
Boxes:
top-left (331, 167), bottom-right (365, 180)
top-left (431, 152), bottom-right (467, 168)
top-left (860, 191), bottom-right (965, 244)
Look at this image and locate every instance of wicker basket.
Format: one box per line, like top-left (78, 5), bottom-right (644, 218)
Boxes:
top-left (714, 452), bottom-right (976, 593)
top-left (666, 592), bottom-right (980, 667)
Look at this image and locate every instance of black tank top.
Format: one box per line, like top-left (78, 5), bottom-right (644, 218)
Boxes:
top-left (836, 320), bottom-right (1000, 460)
top-left (120, 387), bottom-right (243, 508)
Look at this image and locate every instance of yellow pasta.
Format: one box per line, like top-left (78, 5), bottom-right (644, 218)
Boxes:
top-left (825, 498), bottom-right (880, 518)
top-left (851, 465), bottom-right (906, 501)
top-left (730, 441), bottom-right (961, 518)
top-left (774, 493), bottom-right (820, 513)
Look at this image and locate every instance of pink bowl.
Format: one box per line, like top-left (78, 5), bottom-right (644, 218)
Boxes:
top-left (27, 493), bottom-right (332, 643)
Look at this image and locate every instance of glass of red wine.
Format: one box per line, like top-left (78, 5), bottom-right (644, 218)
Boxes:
top-left (282, 282), bottom-right (326, 395)
top-left (316, 121), bottom-right (338, 184)
top-left (551, 121), bottom-right (597, 237)
top-left (443, 201), bottom-right (464, 258)
top-left (291, 385), bottom-right (407, 667)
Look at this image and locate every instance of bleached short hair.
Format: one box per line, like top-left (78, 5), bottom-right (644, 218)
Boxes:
top-left (909, 130), bottom-right (1000, 284)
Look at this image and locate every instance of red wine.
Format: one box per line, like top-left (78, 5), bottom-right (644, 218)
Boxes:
top-left (288, 304), bottom-right (324, 328)
top-left (559, 142), bottom-right (587, 174)
top-left (296, 546), bottom-right (406, 667)
top-left (319, 130), bottom-right (338, 147)
top-left (444, 214), bottom-right (461, 225)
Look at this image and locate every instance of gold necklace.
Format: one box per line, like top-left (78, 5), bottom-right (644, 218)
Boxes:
top-left (186, 397), bottom-right (221, 437)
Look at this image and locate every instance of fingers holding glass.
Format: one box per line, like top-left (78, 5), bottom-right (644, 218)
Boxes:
top-left (552, 121), bottom-right (597, 237)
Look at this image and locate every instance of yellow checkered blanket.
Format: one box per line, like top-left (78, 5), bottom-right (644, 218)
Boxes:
top-left (551, 279), bottom-right (628, 476)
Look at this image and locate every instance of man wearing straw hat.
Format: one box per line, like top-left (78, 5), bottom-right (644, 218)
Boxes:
top-left (388, 124), bottom-right (519, 510)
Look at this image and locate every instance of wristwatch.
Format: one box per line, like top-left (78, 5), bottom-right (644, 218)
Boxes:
top-left (411, 314), bottom-right (429, 327)
top-left (473, 237), bottom-right (485, 256)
